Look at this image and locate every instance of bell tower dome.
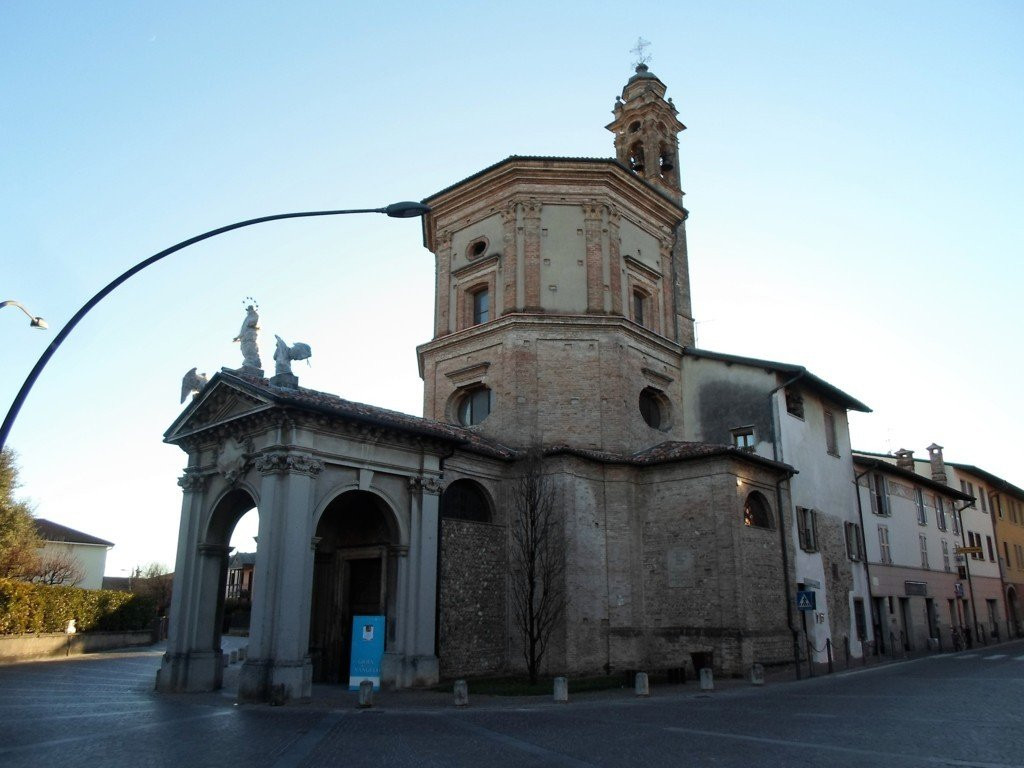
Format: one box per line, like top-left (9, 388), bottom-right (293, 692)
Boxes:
top-left (606, 64), bottom-right (686, 201)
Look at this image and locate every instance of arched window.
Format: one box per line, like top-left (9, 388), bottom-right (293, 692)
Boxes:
top-left (440, 480), bottom-right (492, 523)
top-left (744, 492), bottom-right (774, 529)
top-left (457, 386), bottom-right (491, 426)
top-left (628, 141), bottom-right (645, 173)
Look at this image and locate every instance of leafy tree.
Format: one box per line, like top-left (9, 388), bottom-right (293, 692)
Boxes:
top-left (509, 449), bottom-right (566, 684)
top-left (0, 449), bottom-right (41, 579)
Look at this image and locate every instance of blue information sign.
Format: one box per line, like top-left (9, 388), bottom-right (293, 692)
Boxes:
top-left (796, 590), bottom-right (816, 611)
top-left (348, 615), bottom-right (386, 691)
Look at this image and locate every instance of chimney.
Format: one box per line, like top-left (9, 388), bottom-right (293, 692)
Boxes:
top-left (894, 448), bottom-right (915, 472)
top-left (926, 443), bottom-right (946, 483)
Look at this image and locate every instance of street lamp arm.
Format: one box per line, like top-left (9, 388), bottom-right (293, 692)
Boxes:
top-left (1, 300), bottom-right (48, 329)
top-left (0, 203), bottom-right (430, 452)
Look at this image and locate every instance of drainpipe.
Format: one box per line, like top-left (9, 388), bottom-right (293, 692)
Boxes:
top-left (955, 498), bottom-right (981, 644)
top-left (853, 467), bottom-right (876, 654)
top-left (768, 369), bottom-right (807, 677)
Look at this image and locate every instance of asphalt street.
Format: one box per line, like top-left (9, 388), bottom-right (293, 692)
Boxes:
top-left (1, 640), bottom-right (1023, 768)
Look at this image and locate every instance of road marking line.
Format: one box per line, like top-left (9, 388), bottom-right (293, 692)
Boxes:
top-left (983, 654), bottom-right (1007, 660)
top-left (0, 709), bottom-right (232, 756)
top-left (450, 718), bottom-right (598, 767)
top-left (664, 726), bottom-right (1020, 767)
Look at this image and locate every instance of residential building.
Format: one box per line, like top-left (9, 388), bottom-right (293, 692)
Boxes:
top-left (225, 551), bottom-right (255, 601)
top-left (33, 518), bottom-right (113, 590)
top-left (854, 446), bottom-right (1013, 644)
top-left (852, 455), bottom-right (971, 652)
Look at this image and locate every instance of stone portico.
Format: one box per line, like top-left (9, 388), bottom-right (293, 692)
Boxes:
top-left (155, 371), bottom-right (499, 700)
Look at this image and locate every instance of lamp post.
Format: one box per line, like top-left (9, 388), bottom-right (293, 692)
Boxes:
top-left (1, 300), bottom-right (48, 330)
top-left (0, 201), bottom-right (430, 453)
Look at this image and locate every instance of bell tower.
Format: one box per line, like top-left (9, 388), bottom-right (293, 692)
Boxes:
top-left (606, 63), bottom-right (686, 201)
top-left (417, 67), bottom-right (695, 454)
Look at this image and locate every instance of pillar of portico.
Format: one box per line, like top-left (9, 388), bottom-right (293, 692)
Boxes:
top-left (392, 475), bottom-right (442, 687)
top-left (238, 449), bottom-right (322, 702)
top-left (157, 470), bottom-right (230, 693)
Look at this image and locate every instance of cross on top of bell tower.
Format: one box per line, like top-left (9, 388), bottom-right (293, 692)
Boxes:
top-left (607, 44), bottom-right (686, 201)
top-left (630, 36), bottom-right (652, 67)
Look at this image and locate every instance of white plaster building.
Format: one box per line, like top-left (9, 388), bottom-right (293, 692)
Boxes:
top-left (682, 349), bottom-right (873, 664)
top-left (33, 518), bottom-right (113, 590)
top-left (855, 446), bottom-right (1011, 643)
top-left (852, 455), bottom-right (972, 651)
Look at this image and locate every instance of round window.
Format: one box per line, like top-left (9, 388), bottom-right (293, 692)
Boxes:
top-left (467, 238), bottom-right (488, 260)
top-left (458, 387), bottom-right (491, 426)
top-left (639, 388), bottom-right (662, 429)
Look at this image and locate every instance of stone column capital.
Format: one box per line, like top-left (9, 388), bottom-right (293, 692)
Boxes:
top-left (178, 471), bottom-right (208, 493)
top-left (409, 475), bottom-right (445, 496)
top-left (254, 450), bottom-right (324, 477)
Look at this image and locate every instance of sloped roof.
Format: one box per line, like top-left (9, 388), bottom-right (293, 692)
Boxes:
top-left (546, 440), bottom-right (796, 474)
top-left (422, 155), bottom-right (687, 211)
top-left (171, 370), bottom-right (517, 460)
top-left (854, 450), bottom-right (1024, 500)
top-left (34, 518), bottom-right (114, 547)
top-left (852, 456), bottom-right (973, 501)
top-left (683, 347), bottom-right (871, 413)
top-left (229, 551), bottom-right (257, 568)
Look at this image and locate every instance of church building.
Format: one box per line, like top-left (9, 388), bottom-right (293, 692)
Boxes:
top-left (157, 65), bottom-right (834, 702)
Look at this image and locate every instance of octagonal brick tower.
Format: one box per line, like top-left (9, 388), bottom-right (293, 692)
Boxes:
top-left (417, 67), bottom-right (694, 454)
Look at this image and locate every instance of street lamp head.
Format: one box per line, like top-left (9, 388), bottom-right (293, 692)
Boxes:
top-left (1, 300), bottom-right (48, 331)
top-left (383, 201), bottom-right (431, 219)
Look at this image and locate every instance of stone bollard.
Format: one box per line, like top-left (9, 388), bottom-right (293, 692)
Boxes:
top-left (553, 676), bottom-right (569, 703)
top-left (749, 663), bottom-right (764, 686)
top-left (634, 672), bottom-right (650, 697)
top-left (238, 646), bottom-right (247, 661)
top-left (358, 680), bottom-right (374, 708)
top-left (453, 679), bottom-right (469, 707)
top-left (699, 667), bottom-right (714, 691)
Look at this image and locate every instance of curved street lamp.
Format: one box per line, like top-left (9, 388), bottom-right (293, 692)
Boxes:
top-left (1, 300), bottom-right (48, 330)
top-left (0, 201), bottom-right (431, 453)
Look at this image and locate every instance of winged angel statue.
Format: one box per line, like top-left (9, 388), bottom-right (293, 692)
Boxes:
top-left (180, 367), bottom-right (208, 403)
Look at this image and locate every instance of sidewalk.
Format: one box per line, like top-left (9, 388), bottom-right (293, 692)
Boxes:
top-left (204, 634), bottom-right (1024, 712)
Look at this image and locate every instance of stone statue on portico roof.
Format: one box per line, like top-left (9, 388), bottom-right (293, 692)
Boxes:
top-left (233, 301), bottom-right (263, 375)
top-left (271, 335), bottom-right (312, 389)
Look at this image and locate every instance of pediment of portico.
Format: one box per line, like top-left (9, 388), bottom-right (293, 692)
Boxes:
top-left (165, 373), bottom-right (275, 445)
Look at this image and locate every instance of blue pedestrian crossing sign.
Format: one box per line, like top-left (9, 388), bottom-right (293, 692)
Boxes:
top-left (796, 590), bottom-right (816, 611)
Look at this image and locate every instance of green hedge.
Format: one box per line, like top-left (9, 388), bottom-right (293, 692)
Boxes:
top-left (0, 579), bottom-right (156, 635)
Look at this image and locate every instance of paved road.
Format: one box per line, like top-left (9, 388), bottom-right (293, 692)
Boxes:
top-left (2, 641), bottom-right (1023, 767)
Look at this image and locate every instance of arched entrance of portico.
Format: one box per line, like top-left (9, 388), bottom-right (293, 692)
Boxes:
top-left (205, 488), bottom-right (260, 656)
top-left (157, 482), bottom-right (260, 694)
top-left (309, 490), bottom-right (401, 684)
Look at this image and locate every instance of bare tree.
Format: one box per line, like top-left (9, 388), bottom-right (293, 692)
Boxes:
top-left (33, 548), bottom-right (85, 586)
top-left (509, 449), bottom-right (565, 684)
top-left (132, 562), bottom-right (173, 615)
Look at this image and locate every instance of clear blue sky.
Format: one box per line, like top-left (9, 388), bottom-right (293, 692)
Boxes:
top-left (2, 1), bottom-right (1021, 575)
